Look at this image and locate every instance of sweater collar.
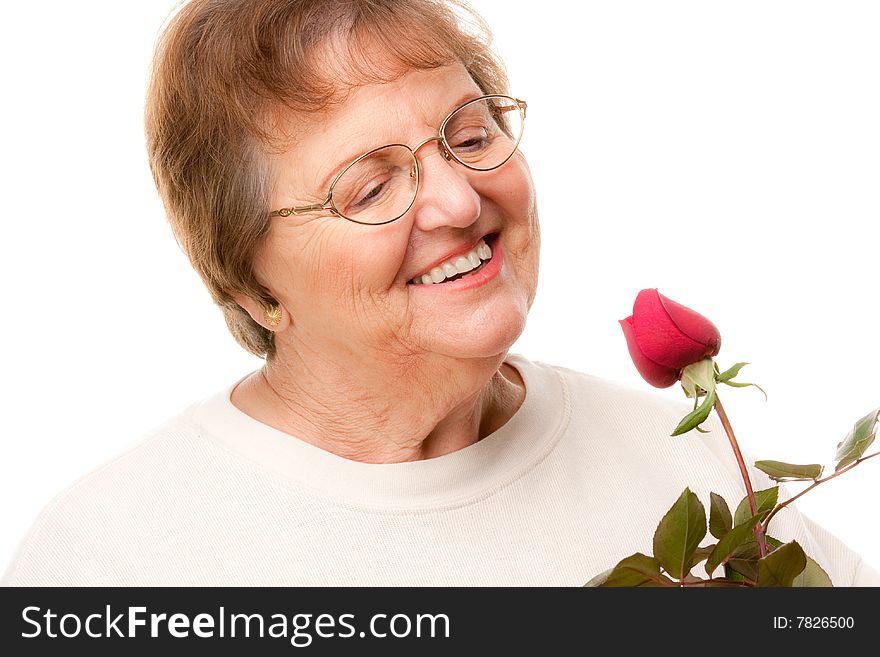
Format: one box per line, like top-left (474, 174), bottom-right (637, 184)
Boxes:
top-left (194, 354), bottom-right (569, 510)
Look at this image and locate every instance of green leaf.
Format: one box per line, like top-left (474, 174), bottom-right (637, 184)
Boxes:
top-left (593, 553), bottom-right (677, 587)
top-left (704, 512), bottom-right (769, 576)
top-left (726, 539), bottom-right (761, 581)
top-left (726, 557), bottom-right (758, 582)
top-left (720, 379), bottom-right (768, 401)
top-left (723, 565), bottom-right (749, 583)
top-left (671, 388), bottom-right (717, 436)
top-left (731, 540), bottom-right (761, 560)
top-left (716, 362), bottom-right (749, 383)
top-left (835, 408), bottom-right (880, 471)
top-left (756, 541), bottom-right (807, 587)
top-left (754, 460), bottom-right (823, 482)
top-left (709, 492), bottom-right (733, 539)
top-left (652, 488), bottom-right (707, 580)
top-left (734, 486), bottom-right (779, 526)
top-left (691, 545), bottom-right (715, 568)
top-left (766, 535), bottom-right (785, 550)
top-left (792, 556), bottom-right (833, 587)
top-left (726, 535), bottom-right (785, 583)
top-left (702, 579), bottom-right (750, 587)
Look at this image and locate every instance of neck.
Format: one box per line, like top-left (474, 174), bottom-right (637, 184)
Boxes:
top-left (230, 344), bottom-right (525, 464)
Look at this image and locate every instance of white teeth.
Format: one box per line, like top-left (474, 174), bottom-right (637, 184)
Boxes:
top-left (411, 238), bottom-right (494, 284)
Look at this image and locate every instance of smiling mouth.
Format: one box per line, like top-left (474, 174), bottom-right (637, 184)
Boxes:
top-left (408, 235), bottom-right (496, 285)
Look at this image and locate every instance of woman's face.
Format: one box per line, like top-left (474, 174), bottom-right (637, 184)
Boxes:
top-left (256, 61), bottom-right (540, 368)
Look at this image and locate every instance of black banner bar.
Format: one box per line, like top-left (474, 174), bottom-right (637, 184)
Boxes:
top-left (1, 587), bottom-right (876, 655)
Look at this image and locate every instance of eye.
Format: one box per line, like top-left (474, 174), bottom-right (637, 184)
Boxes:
top-left (349, 177), bottom-right (390, 211)
top-left (328, 145), bottom-right (419, 223)
top-left (447, 127), bottom-right (491, 153)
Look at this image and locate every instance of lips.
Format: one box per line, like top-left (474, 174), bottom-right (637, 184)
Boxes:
top-left (407, 234), bottom-right (497, 285)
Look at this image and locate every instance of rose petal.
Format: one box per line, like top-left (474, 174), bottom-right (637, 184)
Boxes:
top-left (658, 291), bottom-right (721, 358)
top-left (619, 317), bottom-right (681, 388)
top-left (631, 289), bottom-right (716, 369)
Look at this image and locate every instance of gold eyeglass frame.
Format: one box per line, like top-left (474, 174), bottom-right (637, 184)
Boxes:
top-left (269, 94), bottom-right (527, 226)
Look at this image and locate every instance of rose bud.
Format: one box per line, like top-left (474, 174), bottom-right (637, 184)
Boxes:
top-left (619, 288), bottom-right (722, 388)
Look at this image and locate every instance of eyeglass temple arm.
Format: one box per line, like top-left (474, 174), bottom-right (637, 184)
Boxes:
top-left (501, 99), bottom-right (527, 117)
top-left (269, 199), bottom-right (333, 218)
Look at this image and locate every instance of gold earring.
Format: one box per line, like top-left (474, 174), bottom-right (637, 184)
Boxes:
top-left (264, 305), bottom-right (282, 328)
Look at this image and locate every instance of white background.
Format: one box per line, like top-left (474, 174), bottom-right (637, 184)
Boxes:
top-left (2, 1), bottom-right (878, 577)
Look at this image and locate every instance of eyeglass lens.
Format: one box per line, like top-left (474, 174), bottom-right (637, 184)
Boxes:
top-left (332, 97), bottom-right (524, 224)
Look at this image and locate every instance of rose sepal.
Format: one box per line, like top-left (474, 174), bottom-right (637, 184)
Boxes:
top-left (672, 359), bottom-right (717, 436)
top-left (713, 361), bottom-right (767, 400)
top-left (671, 389), bottom-right (716, 437)
top-left (681, 358), bottom-right (716, 400)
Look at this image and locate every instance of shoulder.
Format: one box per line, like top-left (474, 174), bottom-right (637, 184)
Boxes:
top-left (507, 353), bottom-right (736, 490)
top-left (769, 508), bottom-right (880, 586)
top-left (510, 352), bottom-right (682, 402)
top-left (508, 353), bottom-right (696, 430)
top-left (511, 356), bottom-right (877, 587)
top-left (1, 402), bottom-right (213, 586)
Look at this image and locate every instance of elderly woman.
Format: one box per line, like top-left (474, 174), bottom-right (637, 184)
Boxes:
top-left (2, 0), bottom-right (877, 587)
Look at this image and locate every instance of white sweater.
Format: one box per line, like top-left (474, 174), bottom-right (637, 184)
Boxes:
top-left (3, 355), bottom-right (877, 586)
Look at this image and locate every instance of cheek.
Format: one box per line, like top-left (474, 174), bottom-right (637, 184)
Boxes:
top-left (481, 156), bottom-right (537, 226)
top-left (353, 224), bottom-right (411, 282)
top-left (254, 222), bottom-right (346, 306)
top-left (510, 158), bottom-right (539, 231)
top-left (259, 220), bottom-right (410, 316)
top-left (493, 158), bottom-right (540, 300)
top-left (482, 158), bottom-right (539, 253)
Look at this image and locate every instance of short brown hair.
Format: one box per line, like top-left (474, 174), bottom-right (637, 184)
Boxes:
top-left (144, 0), bottom-right (509, 358)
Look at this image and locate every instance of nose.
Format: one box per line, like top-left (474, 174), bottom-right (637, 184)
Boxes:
top-left (409, 137), bottom-right (481, 233)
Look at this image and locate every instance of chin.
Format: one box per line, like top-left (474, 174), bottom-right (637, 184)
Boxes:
top-left (432, 298), bottom-right (529, 361)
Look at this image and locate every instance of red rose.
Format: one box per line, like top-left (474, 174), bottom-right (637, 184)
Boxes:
top-left (619, 289), bottom-right (721, 388)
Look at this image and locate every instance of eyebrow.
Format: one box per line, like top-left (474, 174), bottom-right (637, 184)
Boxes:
top-left (314, 143), bottom-right (376, 198)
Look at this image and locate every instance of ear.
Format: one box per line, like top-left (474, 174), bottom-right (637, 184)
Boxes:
top-left (231, 293), bottom-right (291, 332)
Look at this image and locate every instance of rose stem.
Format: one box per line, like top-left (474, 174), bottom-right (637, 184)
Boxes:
top-left (713, 394), bottom-right (768, 558)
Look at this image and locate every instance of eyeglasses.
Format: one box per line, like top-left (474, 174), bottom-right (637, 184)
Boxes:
top-left (269, 94), bottom-right (527, 226)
